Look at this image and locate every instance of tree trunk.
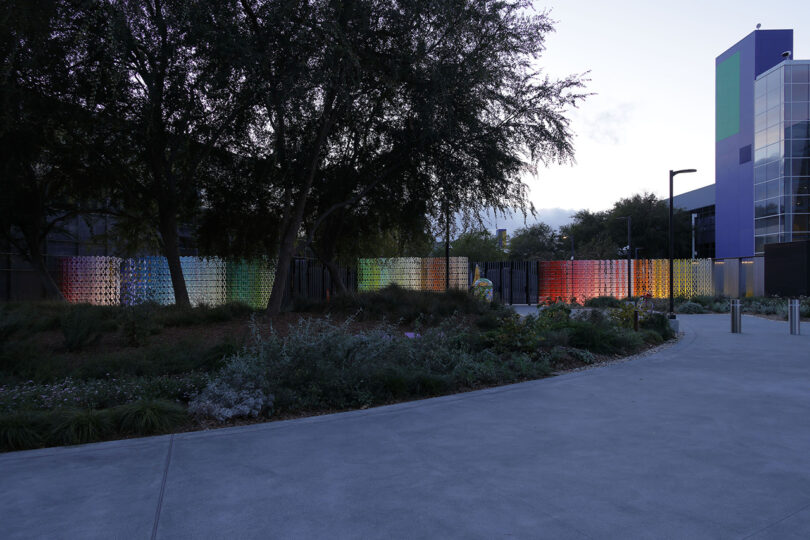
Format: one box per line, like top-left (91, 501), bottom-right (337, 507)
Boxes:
top-left (325, 259), bottom-right (347, 295)
top-left (266, 105), bottom-right (339, 314)
top-left (266, 228), bottom-right (294, 314)
top-left (157, 203), bottom-right (191, 308)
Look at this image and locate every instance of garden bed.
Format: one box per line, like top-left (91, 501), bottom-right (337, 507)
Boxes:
top-left (1, 287), bottom-right (676, 452)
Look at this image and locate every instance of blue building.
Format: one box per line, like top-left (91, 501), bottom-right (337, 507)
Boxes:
top-left (715, 29), bottom-right (793, 258)
top-left (710, 28), bottom-right (810, 259)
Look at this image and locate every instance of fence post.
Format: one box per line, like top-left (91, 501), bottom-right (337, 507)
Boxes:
top-left (536, 260), bottom-right (541, 304)
top-left (499, 262), bottom-right (504, 302)
top-left (320, 265), bottom-right (325, 300)
top-left (525, 261), bottom-right (530, 304)
top-left (509, 261), bottom-right (513, 305)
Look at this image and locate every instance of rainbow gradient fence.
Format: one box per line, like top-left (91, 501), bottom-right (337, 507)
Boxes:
top-left (58, 255), bottom-right (758, 308)
top-left (60, 256), bottom-right (274, 308)
top-left (357, 257), bottom-right (468, 292)
top-left (538, 259), bottom-right (717, 304)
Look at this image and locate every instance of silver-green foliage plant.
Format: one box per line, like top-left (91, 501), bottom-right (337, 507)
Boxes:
top-left (188, 351), bottom-right (274, 422)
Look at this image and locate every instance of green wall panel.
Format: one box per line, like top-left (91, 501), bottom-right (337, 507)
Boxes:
top-left (716, 52), bottom-right (741, 141)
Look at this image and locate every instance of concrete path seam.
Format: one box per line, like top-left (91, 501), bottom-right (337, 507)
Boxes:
top-left (740, 499), bottom-right (810, 539)
top-left (151, 434), bottom-right (174, 540)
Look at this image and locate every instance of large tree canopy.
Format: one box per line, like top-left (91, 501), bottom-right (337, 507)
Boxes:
top-left (224, 0), bottom-right (586, 312)
top-left (3, 0), bottom-right (587, 309)
top-left (0, 1), bottom-right (107, 299)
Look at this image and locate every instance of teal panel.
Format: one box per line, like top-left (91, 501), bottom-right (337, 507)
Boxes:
top-left (716, 52), bottom-right (741, 141)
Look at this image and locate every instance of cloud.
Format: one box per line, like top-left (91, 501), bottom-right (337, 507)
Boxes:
top-left (581, 102), bottom-right (635, 145)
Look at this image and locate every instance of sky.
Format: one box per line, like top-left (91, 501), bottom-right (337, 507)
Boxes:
top-left (484, 0), bottom-right (809, 232)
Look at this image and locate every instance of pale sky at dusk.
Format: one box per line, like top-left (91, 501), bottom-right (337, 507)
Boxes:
top-left (487, 0), bottom-right (809, 232)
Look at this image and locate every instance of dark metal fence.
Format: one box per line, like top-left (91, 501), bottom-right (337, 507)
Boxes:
top-left (287, 259), bottom-right (357, 302)
top-left (470, 261), bottom-right (538, 305)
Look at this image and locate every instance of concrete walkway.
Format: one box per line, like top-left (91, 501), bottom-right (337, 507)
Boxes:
top-left (2, 315), bottom-right (809, 539)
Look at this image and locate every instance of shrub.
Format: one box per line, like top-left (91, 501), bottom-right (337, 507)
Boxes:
top-left (0, 309), bottom-right (23, 343)
top-left (688, 295), bottom-right (725, 308)
top-left (51, 409), bottom-right (113, 445)
top-left (119, 303), bottom-right (162, 347)
top-left (584, 296), bottom-right (623, 309)
top-left (61, 305), bottom-right (104, 352)
top-left (567, 322), bottom-right (643, 355)
top-left (549, 346), bottom-right (595, 366)
top-left (188, 352), bottom-right (274, 422)
top-left (676, 301), bottom-right (706, 314)
top-left (296, 285), bottom-right (500, 325)
top-left (609, 303), bottom-right (636, 329)
top-left (640, 329), bottom-right (664, 345)
top-left (536, 302), bottom-right (571, 328)
top-left (0, 374), bottom-right (206, 413)
top-left (0, 411), bottom-right (52, 451)
top-left (113, 399), bottom-right (187, 435)
top-left (154, 302), bottom-right (254, 328)
top-left (639, 313), bottom-right (675, 340)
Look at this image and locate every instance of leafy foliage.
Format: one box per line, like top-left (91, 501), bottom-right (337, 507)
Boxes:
top-left (61, 305), bottom-right (104, 352)
top-left (561, 193), bottom-right (692, 259)
top-left (507, 223), bottom-right (563, 260)
top-left (295, 285), bottom-right (510, 325)
top-left (439, 230), bottom-right (507, 261)
top-left (676, 301), bottom-right (707, 314)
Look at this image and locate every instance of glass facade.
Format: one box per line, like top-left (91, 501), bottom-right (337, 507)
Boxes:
top-left (754, 61), bottom-right (810, 254)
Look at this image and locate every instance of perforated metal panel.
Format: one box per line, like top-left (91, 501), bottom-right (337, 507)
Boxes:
top-left (226, 259), bottom-right (275, 309)
top-left (540, 259), bottom-right (715, 303)
top-left (62, 256), bottom-right (274, 308)
top-left (357, 257), bottom-right (468, 292)
top-left (60, 256), bottom-right (122, 305)
top-left (120, 257), bottom-right (175, 305)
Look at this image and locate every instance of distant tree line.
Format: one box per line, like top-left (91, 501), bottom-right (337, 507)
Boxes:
top-left (443, 193), bottom-right (693, 261)
top-left (0, 0), bottom-right (586, 312)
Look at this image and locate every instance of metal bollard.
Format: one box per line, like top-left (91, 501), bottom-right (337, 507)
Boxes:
top-left (730, 299), bottom-right (742, 333)
top-left (789, 298), bottom-right (801, 335)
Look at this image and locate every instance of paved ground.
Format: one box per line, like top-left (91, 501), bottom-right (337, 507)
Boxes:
top-left (2, 314), bottom-right (809, 539)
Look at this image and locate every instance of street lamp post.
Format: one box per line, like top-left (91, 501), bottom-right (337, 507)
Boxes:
top-left (616, 216), bottom-right (632, 299)
top-left (561, 234), bottom-right (574, 260)
top-left (669, 168), bottom-right (697, 319)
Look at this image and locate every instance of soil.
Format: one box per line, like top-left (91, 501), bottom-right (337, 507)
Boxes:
top-left (30, 311), bottom-right (400, 359)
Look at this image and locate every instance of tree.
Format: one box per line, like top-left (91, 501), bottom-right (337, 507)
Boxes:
top-left (0, 1), bottom-right (105, 300)
top-left (435, 230), bottom-right (506, 262)
top-left (231, 0), bottom-right (586, 313)
top-left (508, 223), bottom-right (560, 260)
top-left (77, 0), bottom-right (251, 307)
top-left (563, 193), bottom-right (692, 260)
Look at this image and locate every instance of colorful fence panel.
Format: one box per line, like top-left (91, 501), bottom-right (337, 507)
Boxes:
top-left (60, 256), bottom-right (122, 305)
top-left (539, 259), bottom-right (715, 304)
top-left (226, 259), bottom-right (275, 309)
top-left (62, 256), bottom-right (272, 308)
top-left (357, 257), bottom-right (468, 292)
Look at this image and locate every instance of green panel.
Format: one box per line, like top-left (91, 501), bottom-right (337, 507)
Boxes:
top-left (716, 52), bottom-right (741, 141)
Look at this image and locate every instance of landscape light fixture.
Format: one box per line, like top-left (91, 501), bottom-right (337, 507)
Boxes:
top-left (669, 169), bottom-right (697, 319)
